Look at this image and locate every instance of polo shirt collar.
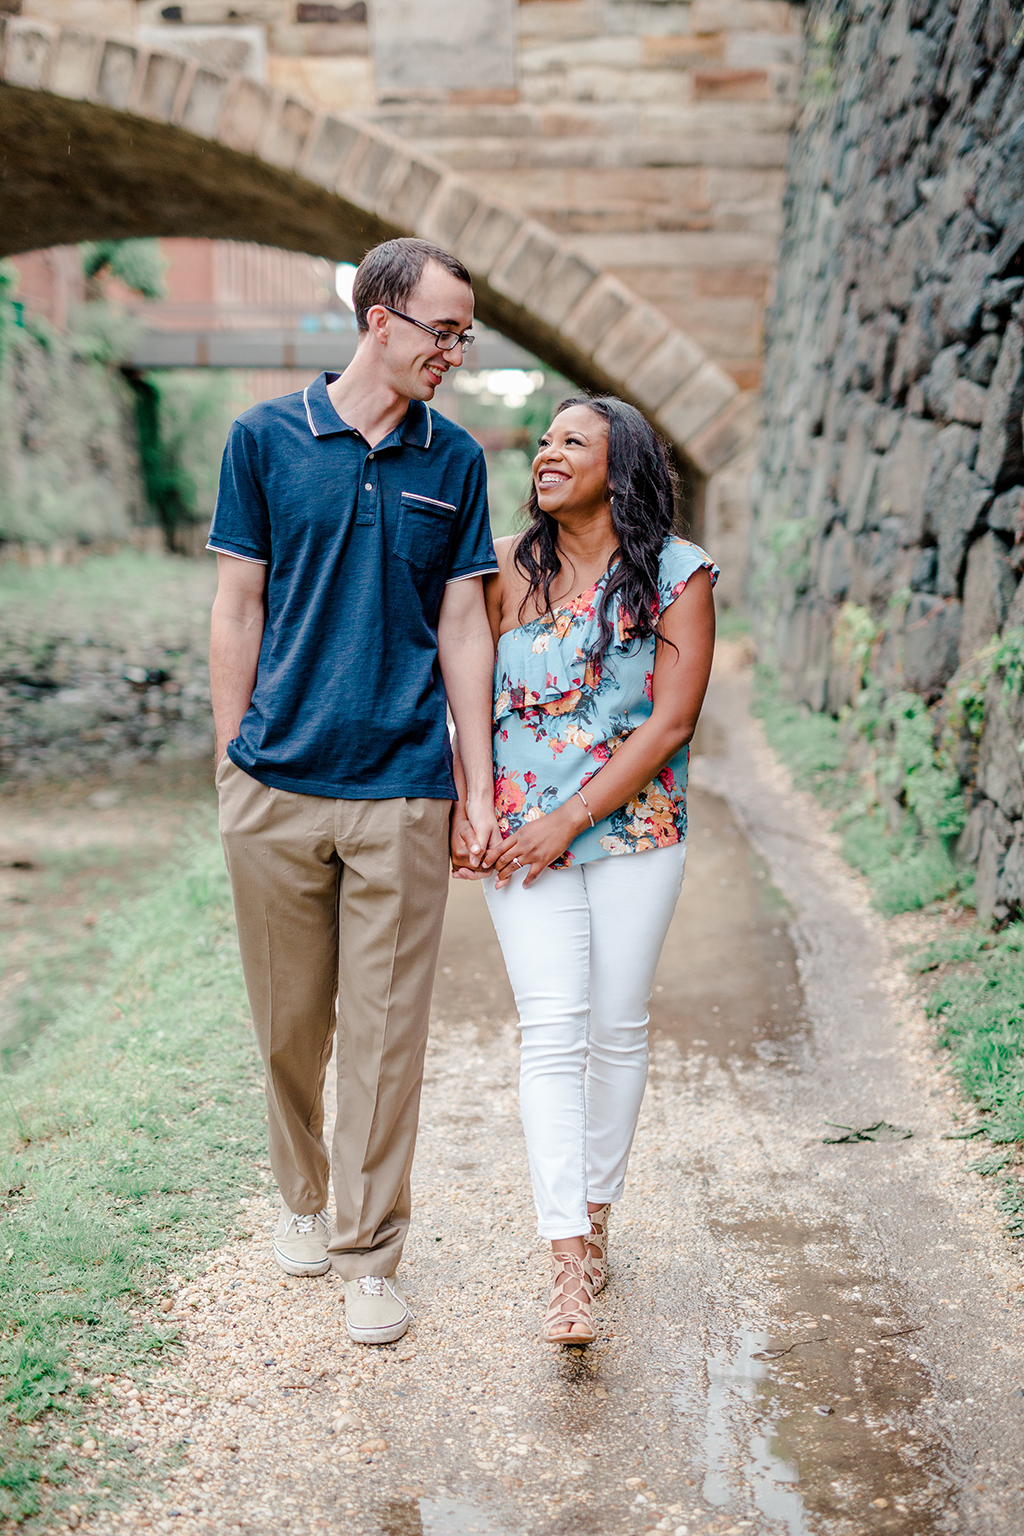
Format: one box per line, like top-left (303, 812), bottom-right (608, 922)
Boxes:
top-left (302, 373), bottom-right (433, 450)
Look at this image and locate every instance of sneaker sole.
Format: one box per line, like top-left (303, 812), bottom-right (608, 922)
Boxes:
top-left (345, 1312), bottom-right (411, 1345)
top-left (273, 1245), bottom-right (331, 1278)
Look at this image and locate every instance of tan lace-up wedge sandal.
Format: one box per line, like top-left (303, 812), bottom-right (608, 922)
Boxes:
top-left (541, 1250), bottom-right (596, 1345)
top-left (586, 1203), bottom-right (611, 1294)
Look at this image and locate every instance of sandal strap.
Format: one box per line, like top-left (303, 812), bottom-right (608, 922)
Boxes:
top-left (543, 1251), bottom-right (595, 1341)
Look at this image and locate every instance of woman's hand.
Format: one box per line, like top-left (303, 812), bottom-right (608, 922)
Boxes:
top-left (493, 800), bottom-right (589, 889)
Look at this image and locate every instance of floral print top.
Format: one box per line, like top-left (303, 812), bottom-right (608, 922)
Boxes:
top-left (493, 536), bottom-right (719, 866)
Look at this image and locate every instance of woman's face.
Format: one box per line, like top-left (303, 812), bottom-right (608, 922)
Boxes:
top-left (532, 406), bottom-right (610, 522)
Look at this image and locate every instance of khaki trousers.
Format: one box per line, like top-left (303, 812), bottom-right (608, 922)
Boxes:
top-left (217, 757), bottom-right (451, 1280)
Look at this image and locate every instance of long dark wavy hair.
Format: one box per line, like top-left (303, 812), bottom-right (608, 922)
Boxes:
top-left (514, 395), bottom-right (679, 666)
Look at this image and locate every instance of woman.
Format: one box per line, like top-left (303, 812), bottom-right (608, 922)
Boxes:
top-left (452, 396), bottom-right (717, 1344)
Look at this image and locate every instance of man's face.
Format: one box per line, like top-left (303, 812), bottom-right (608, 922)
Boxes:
top-left (374, 261), bottom-right (475, 401)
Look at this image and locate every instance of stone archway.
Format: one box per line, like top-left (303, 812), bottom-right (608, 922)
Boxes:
top-left (0, 15), bottom-right (757, 491)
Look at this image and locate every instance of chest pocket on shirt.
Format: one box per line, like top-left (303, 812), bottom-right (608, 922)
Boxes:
top-left (394, 491), bottom-right (457, 571)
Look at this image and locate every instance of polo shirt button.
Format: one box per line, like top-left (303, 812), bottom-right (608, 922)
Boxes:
top-left (368, 453), bottom-right (375, 459)
top-left (365, 483), bottom-right (373, 491)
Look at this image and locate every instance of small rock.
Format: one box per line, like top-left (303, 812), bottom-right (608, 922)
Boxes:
top-left (87, 788), bottom-right (123, 810)
top-left (81, 1439), bottom-right (96, 1453)
top-left (814, 1404), bottom-right (833, 1416)
top-left (625, 1477), bottom-right (645, 1488)
top-left (67, 1516), bottom-right (80, 1531)
top-left (358, 1438), bottom-right (388, 1453)
top-left (160, 1298), bottom-right (174, 1314)
top-left (872, 1498), bottom-right (889, 1509)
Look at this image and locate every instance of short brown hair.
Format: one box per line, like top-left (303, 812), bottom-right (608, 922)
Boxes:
top-left (352, 238), bottom-right (472, 333)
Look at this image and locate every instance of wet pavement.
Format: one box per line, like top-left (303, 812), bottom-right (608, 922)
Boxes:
top-left (83, 663), bottom-right (1024, 1536)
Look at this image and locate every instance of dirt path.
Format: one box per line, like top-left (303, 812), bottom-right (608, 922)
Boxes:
top-left (75, 665), bottom-right (1024, 1536)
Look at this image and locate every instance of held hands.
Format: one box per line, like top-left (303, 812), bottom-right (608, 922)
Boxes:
top-left (451, 793), bottom-right (504, 881)
top-left (491, 799), bottom-right (590, 889)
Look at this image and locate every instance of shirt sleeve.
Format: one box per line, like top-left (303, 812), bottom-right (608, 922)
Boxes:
top-left (655, 538), bottom-right (719, 616)
top-left (446, 447), bottom-right (499, 582)
top-left (206, 420), bottom-right (271, 565)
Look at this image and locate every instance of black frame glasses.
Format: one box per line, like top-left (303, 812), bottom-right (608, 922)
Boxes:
top-left (381, 305), bottom-right (475, 354)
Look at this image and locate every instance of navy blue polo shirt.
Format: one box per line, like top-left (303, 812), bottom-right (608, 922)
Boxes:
top-left (207, 372), bottom-right (497, 800)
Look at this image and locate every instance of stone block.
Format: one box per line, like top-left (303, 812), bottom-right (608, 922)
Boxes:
top-left (643, 33), bottom-right (727, 68)
top-left (901, 593), bottom-right (962, 696)
top-left (592, 303), bottom-right (667, 381)
top-left (560, 278), bottom-right (633, 355)
top-left (980, 691), bottom-right (1024, 824)
top-left (627, 331), bottom-right (705, 412)
top-left (949, 378), bottom-right (988, 425)
top-left (416, 180), bottom-right (480, 248)
top-left (939, 250), bottom-right (993, 341)
top-left (935, 462), bottom-right (991, 597)
top-left (178, 67), bottom-right (230, 137)
top-left (922, 421), bottom-right (978, 533)
top-left (909, 547), bottom-right (937, 593)
top-left (490, 227), bottom-right (561, 305)
top-left (261, 97), bottom-right (315, 170)
top-left (49, 28), bottom-right (100, 100)
top-left (973, 802), bottom-right (1015, 923)
top-left (976, 317), bottom-right (1024, 488)
top-left (654, 359), bottom-right (736, 443)
top-left (530, 252), bottom-right (599, 328)
top-left (346, 137), bottom-right (399, 210)
top-left (876, 417), bottom-right (936, 543)
top-left (266, 54), bottom-right (374, 110)
top-left (988, 485), bottom-right (1024, 538)
top-left (94, 40), bottom-right (139, 111)
top-left (2, 20), bottom-right (53, 87)
top-left (684, 388), bottom-right (756, 474)
top-left (689, 2), bottom-right (796, 34)
top-left (818, 525), bottom-right (852, 602)
top-left (380, 158), bottom-right (442, 229)
top-left (373, 0), bottom-right (515, 95)
top-left (301, 114), bottom-right (362, 189)
top-left (137, 23), bottom-right (266, 81)
top-left (958, 532), bottom-right (1017, 666)
top-left (136, 50), bottom-right (187, 120)
top-left (456, 204), bottom-right (524, 277)
top-left (218, 78), bottom-right (274, 155)
top-left (998, 829), bottom-right (1024, 918)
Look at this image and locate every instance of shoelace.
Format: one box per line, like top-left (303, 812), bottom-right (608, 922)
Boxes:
top-left (357, 1276), bottom-right (385, 1297)
top-left (291, 1210), bottom-right (325, 1236)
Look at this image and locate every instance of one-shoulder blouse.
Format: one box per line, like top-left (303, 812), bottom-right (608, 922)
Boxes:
top-left (492, 536), bottom-right (719, 867)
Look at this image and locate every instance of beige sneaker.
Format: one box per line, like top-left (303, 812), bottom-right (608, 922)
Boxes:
top-left (343, 1275), bottom-right (411, 1345)
top-left (273, 1202), bottom-right (331, 1277)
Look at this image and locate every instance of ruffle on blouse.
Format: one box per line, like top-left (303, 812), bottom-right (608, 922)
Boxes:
top-left (493, 607), bottom-right (634, 723)
top-left (493, 538), bottom-right (717, 724)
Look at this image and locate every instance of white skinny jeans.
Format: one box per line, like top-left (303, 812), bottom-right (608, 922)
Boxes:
top-left (483, 841), bottom-right (686, 1240)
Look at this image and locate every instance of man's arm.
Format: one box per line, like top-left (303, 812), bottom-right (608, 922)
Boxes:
top-left (210, 553), bottom-right (266, 764)
top-left (437, 575), bottom-right (502, 865)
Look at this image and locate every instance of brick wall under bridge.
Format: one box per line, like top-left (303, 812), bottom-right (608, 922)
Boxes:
top-left (0, 0), bottom-right (806, 598)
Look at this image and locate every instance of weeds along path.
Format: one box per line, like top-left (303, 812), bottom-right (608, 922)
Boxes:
top-left (8, 655), bottom-right (1024, 1536)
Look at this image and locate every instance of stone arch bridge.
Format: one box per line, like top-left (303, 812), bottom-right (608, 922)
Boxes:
top-left (0, 15), bottom-right (759, 531)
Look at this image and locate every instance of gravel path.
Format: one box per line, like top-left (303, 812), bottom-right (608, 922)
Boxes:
top-left (73, 661), bottom-right (1024, 1536)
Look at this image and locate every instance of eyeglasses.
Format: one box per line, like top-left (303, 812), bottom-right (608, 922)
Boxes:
top-left (381, 305), bottom-right (475, 354)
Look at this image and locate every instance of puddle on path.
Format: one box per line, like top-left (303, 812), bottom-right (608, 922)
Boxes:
top-left (379, 1494), bottom-right (515, 1535)
top-left (690, 1208), bottom-right (955, 1534)
top-left (650, 785), bottom-right (805, 1065)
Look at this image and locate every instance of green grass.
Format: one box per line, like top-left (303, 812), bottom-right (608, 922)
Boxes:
top-left (0, 823), bottom-right (264, 1529)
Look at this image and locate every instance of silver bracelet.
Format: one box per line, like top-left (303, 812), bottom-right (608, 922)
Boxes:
top-left (576, 789), bottom-right (595, 828)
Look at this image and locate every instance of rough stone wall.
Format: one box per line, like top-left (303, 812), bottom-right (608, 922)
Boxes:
top-left (752, 0), bottom-right (1024, 918)
top-left (0, 316), bottom-right (148, 549)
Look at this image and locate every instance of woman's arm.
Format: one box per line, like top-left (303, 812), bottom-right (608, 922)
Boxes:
top-left (492, 566), bottom-right (715, 886)
top-left (450, 560), bottom-right (508, 876)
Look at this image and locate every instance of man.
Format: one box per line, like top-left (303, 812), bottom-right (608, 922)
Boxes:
top-left (208, 238), bottom-right (500, 1345)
